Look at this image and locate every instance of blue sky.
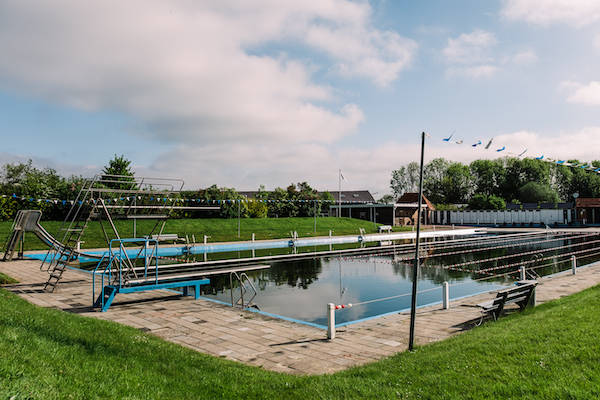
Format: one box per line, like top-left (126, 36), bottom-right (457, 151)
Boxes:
top-left (1, 0), bottom-right (600, 195)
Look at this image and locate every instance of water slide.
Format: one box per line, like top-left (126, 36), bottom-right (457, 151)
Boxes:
top-left (2, 210), bottom-right (101, 262)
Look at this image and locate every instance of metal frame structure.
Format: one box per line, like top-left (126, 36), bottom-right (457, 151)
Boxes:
top-left (38, 174), bottom-right (218, 292)
top-left (93, 238), bottom-right (211, 312)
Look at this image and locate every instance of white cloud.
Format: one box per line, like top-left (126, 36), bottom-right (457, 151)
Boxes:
top-left (443, 30), bottom-right (497, 65)
top-left (594, 34), bottom-right (600, 49)
top-left (136, 128), bottom-right (600, 195)
top-left (442, 30), bottom-right (538, 78)
top-left (561, 81), bottom-right (600, 106)
top-left (304, 23), bottom-right (417, 87)
top-left (502, 0), bottom-right (600, 26)
top-left (493, 129), bottom-right (600, 160)
top-left (0, 0), bottom-right (416, 147)
top-left (510, 50), bottom-right (538, 65)
top-left (5, 128), bottom-right (600, 196)
top-left (442, 30), bottom-right (500, 78)
top-left (446, 65), bottom-right (499, 78)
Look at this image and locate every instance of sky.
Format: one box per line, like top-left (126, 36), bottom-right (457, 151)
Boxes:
top-left (1, 0), bottom-right (600, 197)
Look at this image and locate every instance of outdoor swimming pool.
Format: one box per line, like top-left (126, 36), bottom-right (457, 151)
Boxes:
top-left (198, 231), bottom-right (600, 327)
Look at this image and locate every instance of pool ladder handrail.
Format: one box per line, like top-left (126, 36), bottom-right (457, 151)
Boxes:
top-left (229, 271), bottom-right (258, 309)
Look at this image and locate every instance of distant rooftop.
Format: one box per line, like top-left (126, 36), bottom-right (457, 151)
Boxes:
top-left (239, 190), bottom-right (375, 203)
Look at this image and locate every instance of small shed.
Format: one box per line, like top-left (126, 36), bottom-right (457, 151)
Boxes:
top-left (395, 193), bottom-right (436, 226)
top-left (575, 198), bottom-right (600, 224)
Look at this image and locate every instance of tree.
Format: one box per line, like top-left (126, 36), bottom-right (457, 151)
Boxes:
top-left (423, 158), bottom-right (451, 203)
top-left (501, 158), bottom-right (551, 202)
top-left (470, 159), bottom-right (505, 197)
top-left (440, 163), bottom-right (474, 204)
top-left (468, 194), bottom-right (506, 210)
top-left (101, 154), bottom-right (135, 189)
top-left (518, 182), bottom-right (559, 203)
top-left (247, 199), bottom-right (267, 218)
top-left (198, 184), bottom-right (248, 219)
top-left (0, 160), bottom-right (68, 198)
top-left (378, 194), bottom-right (395, 204)
top-left (390, 162), bottom-right (420, 197)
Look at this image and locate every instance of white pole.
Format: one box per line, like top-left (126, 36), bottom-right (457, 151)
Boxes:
top-left (329, 230), bottom-right (332, 251)
top-left (204, 235), bottom-right (208, 262)
top-left (572, 255), bottom-right (577, 275)
top-left (520, 266), bottom-right (526, 281)
top-left (237, 200), bottom-right (241, 238)
top-left (338, 169), bottom-right (342, 218)
top-left (252, 233), bottom-right (255, 258)
top-left (442, 281), bottom-right (449, 310)
top-left (327, 303), bottom-right (336, 340)
top-left (314, 200), bottom-right (317, 234)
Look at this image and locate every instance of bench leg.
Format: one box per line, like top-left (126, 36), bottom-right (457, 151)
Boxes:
top-left (194, 284), bottom-right (200, 300)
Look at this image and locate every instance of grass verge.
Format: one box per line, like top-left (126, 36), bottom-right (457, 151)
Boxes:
top-left (1, 284), bottom-right (600, 399)
top-left (0, 217), bottom-right (410, 252)
top-left (0, 272), bottom-right (18, 285)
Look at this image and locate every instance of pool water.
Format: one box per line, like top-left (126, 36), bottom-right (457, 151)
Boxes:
top-left (199, 232), bottom-right (600, 327)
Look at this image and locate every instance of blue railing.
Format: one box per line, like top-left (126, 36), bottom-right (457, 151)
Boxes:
top-left (92, 238), bottom-right (159, 305)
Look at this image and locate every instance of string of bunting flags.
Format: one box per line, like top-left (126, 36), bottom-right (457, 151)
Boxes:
top-left (0, 194), bottom-right (374, 206)
top-left (441, 133), bottom-right (600, 173)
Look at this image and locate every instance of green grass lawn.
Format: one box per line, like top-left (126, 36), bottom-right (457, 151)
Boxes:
top-left (0, 273), bottom-right (17, 285)
top-left (1, 283), bottom-right (599, 399)
top-left (0, 217), bottom-right (410, 252)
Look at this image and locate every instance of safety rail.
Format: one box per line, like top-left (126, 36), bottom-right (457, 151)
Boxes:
top-left (230, 271), bottom-right (258, 309)
top-left (92, 238), bottom-right (210, 312)
top-left (325, 251), bottom-right (598, 340)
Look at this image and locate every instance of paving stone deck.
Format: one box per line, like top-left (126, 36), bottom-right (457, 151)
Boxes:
top-left (1, 257), bottom-right (600, 375)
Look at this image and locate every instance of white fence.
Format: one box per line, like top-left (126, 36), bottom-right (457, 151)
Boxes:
top-left (433, 209), bottom-right (572, 226)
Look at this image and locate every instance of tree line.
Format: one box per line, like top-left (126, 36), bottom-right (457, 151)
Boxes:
top-left (391, 157), bottom-right (600, 209)
top-left (0, 156), bottom-right (334, 221)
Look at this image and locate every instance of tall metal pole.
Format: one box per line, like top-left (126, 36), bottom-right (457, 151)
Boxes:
top-left (338, 169), bottom-right (342, 218)
top-left (314, 200), bottom-right (317, 233)
top-left (237, 200), bottom-right (241, 238)
top-left (409, 131), bottom-right (426, 352)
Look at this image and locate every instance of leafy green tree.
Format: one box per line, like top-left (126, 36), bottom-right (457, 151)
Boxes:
top-left (518, 182), bottom-right (559, 203)
top-left (468, 194), bottom-right (506, 210)
top-left (101, 154), bottom-right (136, 189)
top-left (267, 187), bottom-right (290, 218)
top-left (247, 200), bottom-right (267, 218)
top-left (501, 158), bottom-right (550, 202)
top-left (487, 195), bottom-right (507, 210)
top-left (197, 184), bottom-right (248, 219)
top-left (378, 194), bottom-right (395, 204)
top-left (440, 163), bottom-right (474, 204)
top-left (470, 159), bottom-right (505, 197)
top-left (423, 158), bottom-right (451, 203)
top-left (390, 162), bottom-right (420, 197)
top-left (0, 160), bottom-right (68, 198)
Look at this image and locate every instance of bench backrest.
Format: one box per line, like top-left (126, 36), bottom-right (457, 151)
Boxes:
top-left (150, 234), bottom-right (179, 240)
top-left (492, 283), bottom-right (536, 307)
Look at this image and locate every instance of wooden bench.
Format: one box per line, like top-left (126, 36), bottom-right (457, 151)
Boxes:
top-left (476, 281), bottom-right (537, 324)
top-left (146, 234), bottom-right (185, 243)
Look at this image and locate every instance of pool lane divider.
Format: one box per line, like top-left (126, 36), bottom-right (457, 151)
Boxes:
top-left (24, 228), bottom-right (486, 262)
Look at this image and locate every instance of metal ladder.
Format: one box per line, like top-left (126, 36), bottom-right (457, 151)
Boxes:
top-left (229, 271), bottom-right (258, 309)
top-left (2, 211), bottom-right (25, 261)
top-left (42, 179), bottom-right (97, 292)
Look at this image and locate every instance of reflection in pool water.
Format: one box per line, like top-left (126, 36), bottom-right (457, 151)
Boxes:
top-left (200, 232), bottom-right (600, 327)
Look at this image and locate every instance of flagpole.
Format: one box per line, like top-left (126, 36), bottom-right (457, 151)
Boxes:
top-left (409, 131), bottom-right (426, 352)
top-left (338, 169), bottom-right (342, 218)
